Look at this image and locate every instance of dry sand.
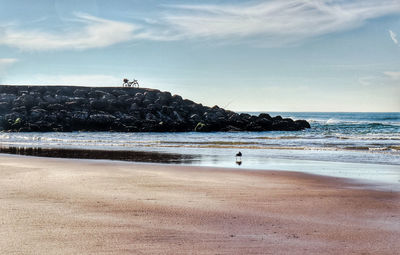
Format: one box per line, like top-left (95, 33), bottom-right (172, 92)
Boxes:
top-left (0, 154), bottom-right (399, 254)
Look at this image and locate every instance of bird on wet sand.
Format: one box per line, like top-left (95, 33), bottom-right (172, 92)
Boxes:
top-left (235, 151), bottom-right (242, 163)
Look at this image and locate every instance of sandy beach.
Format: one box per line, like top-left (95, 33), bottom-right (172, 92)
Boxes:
top-left (0, 154), bottom-right (399, 254)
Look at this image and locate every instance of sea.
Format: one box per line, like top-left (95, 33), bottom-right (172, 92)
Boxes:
top-left (1, 112), bottom-right (399, 189)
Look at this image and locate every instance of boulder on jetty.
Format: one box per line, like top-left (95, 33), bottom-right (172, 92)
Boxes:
top-left (0, 85), bottom-right (310, 132)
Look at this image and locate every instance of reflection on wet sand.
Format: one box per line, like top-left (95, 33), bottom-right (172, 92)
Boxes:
top-left (0, 146), bottom-right (198, 164)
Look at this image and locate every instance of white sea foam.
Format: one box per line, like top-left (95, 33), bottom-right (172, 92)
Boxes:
top-left (326, 118), bottom-right (340, 124)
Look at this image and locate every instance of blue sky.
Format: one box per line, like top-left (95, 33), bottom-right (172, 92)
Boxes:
top-left (0, 0), bottom-right (399, 112)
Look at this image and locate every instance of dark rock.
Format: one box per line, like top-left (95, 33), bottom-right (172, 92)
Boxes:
top-left (30, 121), bottom-right (52, 132)
top-left (90, 99), bottom-right (108, 110)
top-left (158, 92), bottom-right (171, 105)
top-left (101, 93), bottom-right (116, 101)
top-left (0, 93), bottom-right (16, 103)
top-left (11, 106), bottom-right (27, 113)
top-left (89, 113), bottom-right (116, 123)
top-left (144, 91), bottom-right (157, 100)
top-left (117, 94), bottom-right (131, 104)
top-left (240, 113), bottom-right (252, 120)
top-left (173, 111), bottom-right (184, 122)
top-left (72, 111), bottom-right (89, 121)
top-left (146, 104), bottom-right (159, 112)
top-left (93, 90), bottom-right (110, 98)
top-left (272, 120), bottom-right (296, 131)
top-left (14, 94), bottom-right (35, 108)
top-left (172, 94), bottom-right (183, 102)
top-left (65, 101), bottom-right (80, 110)
top-left (0, 102), bottom-right (10, 113)
top-left (189, 114), bottom-right (201, 123)
top-left (43, 95), bottom-right (57, 104)
top-left (56, 87), bottom-right (73, 97)
top-left (54, 94), bottom-right (69, 103)
top-left (295, 120), bottom-right (311, 129)
top-left (258, 113), bottom-right (272, 120)
top-left (30, 109), bottom-right (47, 121)
top-left (47, 104), bottom-right (64, 111)
top-left (255, 118), bottom-right (272, 128)
top-left (222, 125), bottom-right (242, 132)
top-left (145, 113), bottom-right (157, 121)
top-left (73, 89), bottom-right (88, 97)
top-left (130, 103), bottom-right (139, 111)
top-left (142, 99), bottom-right (152, 106)
top-left (0, 85), bottom-right (310, 132)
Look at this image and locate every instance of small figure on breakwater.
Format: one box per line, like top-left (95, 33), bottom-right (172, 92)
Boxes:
top-left (235, 151), bottom-right (242, 165)
top-left (123, 78), bottom-right (139, 88)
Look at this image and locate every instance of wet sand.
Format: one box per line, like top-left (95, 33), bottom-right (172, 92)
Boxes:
top-left (0, 146), bottom-right (197, 164)
top-left (0, 154), bottom-right (399, 254)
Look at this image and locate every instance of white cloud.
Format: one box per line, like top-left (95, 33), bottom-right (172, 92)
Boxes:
top-left (1, 1), bottom-right (400, 50)
top-left (0, 58), bottom-right (18, 83)
top-left (0, 13), bottom-right (139, 51)
top-left (389, 30), bottom-right (399, 45)
top-left (160, 0), bottom-right (400, 46)
top-left (384, 71), bottom-right (400, 80)
top-left (357, 76), bottom-right (380, 87)
top-left (0, 58), bottom-right (18, 73)
top-left (0, 58), bottom-right (18, 66)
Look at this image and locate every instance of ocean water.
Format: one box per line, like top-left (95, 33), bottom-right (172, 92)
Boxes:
top-left (1, 112), bottom-right (399, 188)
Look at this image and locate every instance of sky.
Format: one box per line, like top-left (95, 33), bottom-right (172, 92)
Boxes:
top-left (0, 0), bottom-right (399, 112)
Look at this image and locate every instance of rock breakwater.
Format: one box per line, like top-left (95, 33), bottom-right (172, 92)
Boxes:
top-left (0, 86), bottom-right (310, 132)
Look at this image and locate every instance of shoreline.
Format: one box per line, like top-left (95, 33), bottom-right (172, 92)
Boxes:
top-left (0, 154), bottom-right (399, 254)
top-left (1, 145), bottom-right (399, 191)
